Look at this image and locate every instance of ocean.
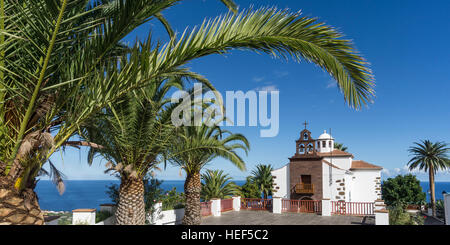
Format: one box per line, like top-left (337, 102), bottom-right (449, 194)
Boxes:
top-left (35, 180), bottom-right (450, 211)
top-left (35, 179), bottom-right (246, 211)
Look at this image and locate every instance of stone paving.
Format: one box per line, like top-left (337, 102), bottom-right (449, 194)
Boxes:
top-left (201, 210), bottom-right (375, 225)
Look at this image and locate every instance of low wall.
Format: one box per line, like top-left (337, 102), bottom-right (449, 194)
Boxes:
top-left (95, 215), bottom-right (115, 225)
top-left (151, 207), bottom-right (185, 225)
top-left (444, 193), bottom-right (449, 225)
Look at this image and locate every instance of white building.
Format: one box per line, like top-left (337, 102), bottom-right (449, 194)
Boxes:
top-left (272, 127), bottom-right (382, 202)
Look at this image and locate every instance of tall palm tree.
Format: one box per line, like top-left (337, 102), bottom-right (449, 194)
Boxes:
top-left (169, 124), bottom-right (249, 225)
top-left (0, 0), bottom-right (184, 225)
top-left (334, 142), bottom-right (348, 152)
top-left (407, 140), bottom-right (450, 217)
top-left (251, 164), bottom-right (274, 199)
top-left (201, 169), bottom-right (238, 201)
top-left (1, 1), bottom-right (375, 224)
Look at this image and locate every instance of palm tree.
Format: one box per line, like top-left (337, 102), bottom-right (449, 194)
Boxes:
top-left (251, 164), bottom-right (274, 199)
top-left (169, 124), bottom-right (250, 225)
top-left (238, 176), bottom-right (261, 198)
top-left (407, 140), bottom-right (450, 217)
top-left (1, 2), bottom-right (375, 224)
top-left (79, 82), bottom-right (182, 225)
top-left (201, 169), bottom-right (238, 201)
top-left (334, 142), bottom-right (348, 152)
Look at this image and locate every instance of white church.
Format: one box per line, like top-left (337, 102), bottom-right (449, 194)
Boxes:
top-left (272, 126), bottom-right (383, 203)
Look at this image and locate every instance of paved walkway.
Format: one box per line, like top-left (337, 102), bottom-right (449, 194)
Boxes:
top-left (423, 214), bottom-right (445, 225)
top-left (201, 210), bottom-right (374, 225)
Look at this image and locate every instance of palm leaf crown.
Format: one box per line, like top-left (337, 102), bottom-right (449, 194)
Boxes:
top-left (408, 140), bottom-right (450, 174)
top-left (169, 123), bottom-right (250, 175)
top-left (1, 1), bottom-right (374, 191)
top-left (201, 169), bottom-right (237, 200)
top-left (79, 79), bottom-right (184, 179)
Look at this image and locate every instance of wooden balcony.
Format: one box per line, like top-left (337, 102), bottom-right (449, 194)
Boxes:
top-left (295, 183), bottom-right (314, 194)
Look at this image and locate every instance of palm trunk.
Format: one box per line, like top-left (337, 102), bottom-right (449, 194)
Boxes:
top-left (0, 177), bottom-right (44, 225)
top-left (429, 166), bottom-right (436, 217)
top-left (182, 171), bottom-right (201, 225)
top-left (115, 177), bottom-right (146, 225)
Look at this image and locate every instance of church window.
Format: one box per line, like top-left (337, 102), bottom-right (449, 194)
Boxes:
top-left (329, 141), bottom-right (332, 147)
top-left (322, 141), bottom-right (326, 147)
top-left (299, 144), bottom-right (305, 153)
top-left (303, 133), bottom-right (308, 140)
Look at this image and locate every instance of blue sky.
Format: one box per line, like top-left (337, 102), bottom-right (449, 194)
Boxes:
top-left (47, 0), bottom-right (450, 182)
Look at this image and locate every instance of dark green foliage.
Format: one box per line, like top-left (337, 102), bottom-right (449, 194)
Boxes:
top-left (106, 183), bottom-right (120, 205)
top-left (238, 176), bottom-right (262, 198)
top-left (201, 169), bottom-right (238, 201)
top-left (334, 142), bottom-right (348, 152)
top-left (144, 176), bottom-right (165, 213)
top-left (435, 199), bottom-right (445, 220)
top-left (95, 210), bottom-right (113, 223)
top-left (381, 174), bottom-right (426, 207)
top-left (388, 205), bottom-right (425, 225)
top-left (251, 164), bottom-right (274, 199)
top-left (162, 187), bottom-right (185, 211)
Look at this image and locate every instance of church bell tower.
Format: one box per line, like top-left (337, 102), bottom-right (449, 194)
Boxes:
top-left (295, 121), bottom-right (317, 156)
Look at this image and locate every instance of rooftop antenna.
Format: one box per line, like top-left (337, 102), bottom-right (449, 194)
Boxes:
top-left (329, 128), bottom-right (333, 186)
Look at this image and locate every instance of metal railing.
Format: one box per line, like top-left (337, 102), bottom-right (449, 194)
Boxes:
top-left (240, 198), bottom-right (272, 211)
top-left (294, 183), bottom-right (314, 194)
top-left (331, 201), bottom-right (374, 216)
top-left (221, 198), bottom-right (233, 212)
top-left (200, 201), bottom-right (212, 216)
top-left (282, 199), bottom-right (321, 213)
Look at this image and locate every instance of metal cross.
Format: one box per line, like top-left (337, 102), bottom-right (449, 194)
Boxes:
top-left (303, 121), bottom-right (308, 129)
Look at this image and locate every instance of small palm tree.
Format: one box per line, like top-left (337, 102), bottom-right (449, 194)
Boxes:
top-left (407, 140), bottom-right (450, 217)
top-left (334, 142), bottom-right (348, 152)
top-left (80, 83), bottom-right (179, 225)
top-left (251, 164), bottom-right (274, 199)
top-left (201, 169), bottom-right (238, 201)
top-left (169, 124), bottom-right (249, 225)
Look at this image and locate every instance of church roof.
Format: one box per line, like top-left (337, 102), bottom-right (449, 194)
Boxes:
top-left (322, 159), bottom-right (344, 170)
top-left (317, 149), bottom-right (353, 157)
top-left (350, 160), bottom-right (382, 170)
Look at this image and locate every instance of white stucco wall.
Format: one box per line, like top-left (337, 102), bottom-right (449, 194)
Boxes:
top-left (444, 194), bottom-right (450, 225)
top-left (271, 165), bottom-right (289, 199)
top-left (323, 156), bottom-right (352, 170)
top-left (322, 162), bottom-right (349, 201)
top-left (151, 208), bottom-right (185, 225)
top-left (349, 169), bottom-right (381, 202)
top-left (322, 163), bottom-right (332, 199)
top-left (72, 211), bottom-right (96, 225)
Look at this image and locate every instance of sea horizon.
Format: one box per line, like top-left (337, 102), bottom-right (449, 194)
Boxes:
top-left (35, 179), bottom-right (450, 212)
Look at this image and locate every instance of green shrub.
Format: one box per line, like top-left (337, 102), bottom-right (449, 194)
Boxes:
top-left (382, 174), bottom-right (426, 208)
top-left (95, 210), bottom-right (113, 223)
top-left (388, 205), bottom-right (424, 225)
top-left (162, 187), bottom-right (185, 211)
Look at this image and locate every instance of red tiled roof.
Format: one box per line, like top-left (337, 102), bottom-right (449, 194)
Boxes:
top-left (350, 160), bottom-right (382, 170)
top-left (72, 209), bottom-right (96, 212)
top-left (317, 149), bottom-right (353, 157)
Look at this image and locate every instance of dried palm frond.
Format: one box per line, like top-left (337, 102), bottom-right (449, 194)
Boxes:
top-left (124, 164), bottom-right (133, 174)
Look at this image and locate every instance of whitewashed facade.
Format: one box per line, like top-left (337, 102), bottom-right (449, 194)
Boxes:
top-left (272, 128), bottom-right (382, 203)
